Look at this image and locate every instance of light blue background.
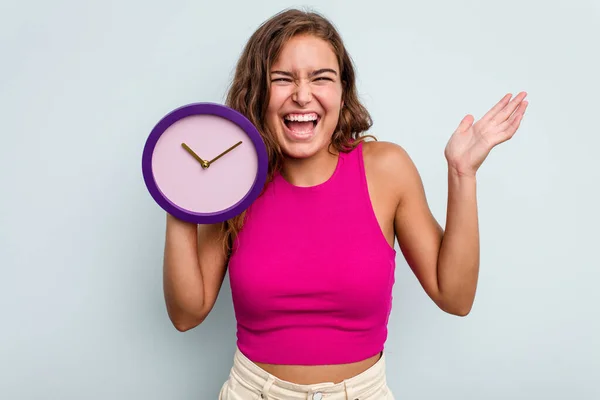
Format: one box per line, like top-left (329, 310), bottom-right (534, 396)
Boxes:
top-left (2, 1), bottom-right (599, 399)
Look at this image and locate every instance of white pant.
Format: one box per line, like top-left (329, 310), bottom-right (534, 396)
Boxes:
top-left (218, 348), bottom-right (395, 399)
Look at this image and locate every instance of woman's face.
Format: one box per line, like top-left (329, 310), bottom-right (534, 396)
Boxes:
top-left (266, 34), bottom-right (344, 159)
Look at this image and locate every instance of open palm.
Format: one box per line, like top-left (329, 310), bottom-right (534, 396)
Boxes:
top-left (445, 92), bottom-right (529, 177)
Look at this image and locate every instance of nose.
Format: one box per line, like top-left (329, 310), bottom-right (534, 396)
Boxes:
top-left (292, 81), bottom-right (312, 106)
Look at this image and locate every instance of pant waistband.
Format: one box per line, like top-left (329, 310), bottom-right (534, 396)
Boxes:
top-left (229, 348), bottom-right (388, 399)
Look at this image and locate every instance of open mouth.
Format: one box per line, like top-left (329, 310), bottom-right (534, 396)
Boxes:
top-left (283, 112), bottom-right (320, 135)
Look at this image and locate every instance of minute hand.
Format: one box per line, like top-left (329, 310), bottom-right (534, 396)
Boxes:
top-left (208, 141), bottom-right (242, 165)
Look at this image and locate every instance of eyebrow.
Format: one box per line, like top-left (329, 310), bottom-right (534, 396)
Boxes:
top-left (271, 68), bottom-right (338, 77)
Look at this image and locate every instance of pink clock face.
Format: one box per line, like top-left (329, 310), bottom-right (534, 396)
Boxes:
top-left (151, 114), bottom-right (259, 214)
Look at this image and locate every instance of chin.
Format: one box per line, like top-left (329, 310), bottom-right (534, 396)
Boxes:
top-left (280, 142), bottom-right (324, 159)
top-left (277, 131), bottom-right (332, 160)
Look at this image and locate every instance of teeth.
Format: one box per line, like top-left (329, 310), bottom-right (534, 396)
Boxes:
top-left (284, 113), bottom-right (318, 122)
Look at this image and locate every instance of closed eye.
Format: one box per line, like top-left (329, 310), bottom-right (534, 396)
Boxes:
top-left (271, 77), bottom-right (334, 83)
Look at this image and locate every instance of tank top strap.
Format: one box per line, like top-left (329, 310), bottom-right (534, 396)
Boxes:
top-left (331, 139), bottom-right (366, 187)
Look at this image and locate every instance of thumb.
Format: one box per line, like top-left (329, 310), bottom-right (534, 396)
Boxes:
top-left (456, 114), bottom-right (475, 133)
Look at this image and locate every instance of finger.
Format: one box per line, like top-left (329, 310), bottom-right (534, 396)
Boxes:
top-left (456, 114), bottom-right (475, 133)
top-left (496, 100), bottom-right (528, 133)
top-left (493, 101), bottom-right (528, 145)
top-left (494, 91), bottom-right (528, 123)
top-left (480, 93), bottom-right (513, 123)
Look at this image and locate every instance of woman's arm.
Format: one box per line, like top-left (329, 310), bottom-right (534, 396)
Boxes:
top-left (163, 213), bottom-right (228, 331)
top-left (436, 170), bottom-right (480, 315)
top-left (393, 153), bottom-right (479, 316)
top-left (392, 92), bottom-right (528, 316)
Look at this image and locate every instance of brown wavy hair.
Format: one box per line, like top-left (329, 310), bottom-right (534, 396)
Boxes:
top-left (220, 7), bottom-right (376, 255)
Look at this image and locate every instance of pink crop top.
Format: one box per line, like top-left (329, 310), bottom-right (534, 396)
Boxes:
top-left (227, 141), bottom-right (397, 365)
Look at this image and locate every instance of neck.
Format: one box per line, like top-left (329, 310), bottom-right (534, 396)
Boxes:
top-left (280, 146), bottom-right (339, 187)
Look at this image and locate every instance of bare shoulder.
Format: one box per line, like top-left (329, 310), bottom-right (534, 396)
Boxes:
top-left (361, 140), bottom-right (443, 304)
top-left (359, 139), bottom-right (425, 249)
top-left (362, 139), bottom-right (413, 167)
top-left (361, 139), bottom-right (420, 204)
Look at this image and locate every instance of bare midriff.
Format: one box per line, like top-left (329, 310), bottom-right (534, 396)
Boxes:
top-left (252, 352), bottom-right (382, 385)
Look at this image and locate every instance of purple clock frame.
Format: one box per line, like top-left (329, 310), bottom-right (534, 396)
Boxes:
top-left (141, 102), bottom-right (269, 224)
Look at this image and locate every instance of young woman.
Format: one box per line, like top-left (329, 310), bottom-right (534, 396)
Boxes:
top-left (162, 8), bottom-right (528, 400)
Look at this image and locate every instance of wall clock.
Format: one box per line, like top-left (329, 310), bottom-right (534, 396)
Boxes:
top-left (142, 102), bottom-right (268, 224)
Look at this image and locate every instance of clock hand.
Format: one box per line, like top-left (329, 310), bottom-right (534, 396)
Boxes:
top-left (181, 143), bottom-right (209, 169)
top-left (207, 141), bottom-right (242, 166)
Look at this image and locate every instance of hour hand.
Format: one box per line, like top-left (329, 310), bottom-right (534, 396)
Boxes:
top-left (208, 141), bottom-right (242, 165)
top-left (181, 143), bottom-right (209, 169)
